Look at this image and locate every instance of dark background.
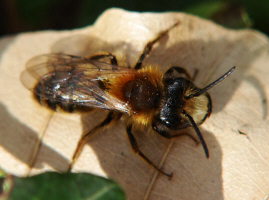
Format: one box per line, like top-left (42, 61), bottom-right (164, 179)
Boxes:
top-left (1, 0), bottom-right (269, 37)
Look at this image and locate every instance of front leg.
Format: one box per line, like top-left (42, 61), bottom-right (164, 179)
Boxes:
top-left (152, 117), bottom-right (209, 158)
top-left (163, 66), bottom-right (199, 82)
top-left (134, 22), bottom-right (179, 70)
top-left (163, 66), bottom-right (192, 80)
top-left (152, 119), bottom-right (198, 144)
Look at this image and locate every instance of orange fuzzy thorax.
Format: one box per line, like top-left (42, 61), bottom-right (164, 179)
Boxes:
top-left (107, 66), bottom-right (164, 126)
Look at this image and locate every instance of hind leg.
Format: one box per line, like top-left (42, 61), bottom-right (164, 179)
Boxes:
top-left (68, 112), bottom-right (122, 171)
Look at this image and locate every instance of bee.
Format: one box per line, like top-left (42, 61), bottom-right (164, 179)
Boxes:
top-left (20, 22), bottom-right (235, 178)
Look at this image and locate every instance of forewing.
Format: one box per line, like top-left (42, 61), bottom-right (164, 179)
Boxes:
top-left (20, 53), bottom-right (133, 113)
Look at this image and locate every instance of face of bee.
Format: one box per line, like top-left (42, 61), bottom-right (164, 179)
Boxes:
top-left (154, 77), bottom-right (212, 131)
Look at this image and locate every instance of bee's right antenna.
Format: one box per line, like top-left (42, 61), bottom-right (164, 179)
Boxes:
top-left (181, 110), bottom-right (209, 158)
top-left (186, 66), bottom-right (236, 99)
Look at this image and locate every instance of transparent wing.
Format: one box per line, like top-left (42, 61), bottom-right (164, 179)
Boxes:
top-left (20, 53), bottom-right (134, 113)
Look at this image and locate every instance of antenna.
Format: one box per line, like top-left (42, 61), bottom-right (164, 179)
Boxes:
top-left (187, 66), bottom-right (236, 99)
top-left (182, 110), bottom-right (209, 158)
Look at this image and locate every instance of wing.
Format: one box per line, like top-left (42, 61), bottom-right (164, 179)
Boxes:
top-left (20, 53), bottom-right (134, 114)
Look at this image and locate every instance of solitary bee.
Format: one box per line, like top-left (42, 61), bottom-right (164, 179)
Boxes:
top-left (21, 22), bottom-right (235, 178)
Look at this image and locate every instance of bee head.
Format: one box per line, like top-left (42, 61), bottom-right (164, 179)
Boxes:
top-left (152, 66), bottom-right (236, 158)
top-left (157, 78), bottom-right (212, 130)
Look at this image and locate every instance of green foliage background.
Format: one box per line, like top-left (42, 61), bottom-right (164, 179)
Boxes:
top-left (1, 0), bottom-right (269, 36)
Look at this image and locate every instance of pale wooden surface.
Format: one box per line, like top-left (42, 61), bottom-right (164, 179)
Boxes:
top-left (0, 8), bottom-right (268, 200)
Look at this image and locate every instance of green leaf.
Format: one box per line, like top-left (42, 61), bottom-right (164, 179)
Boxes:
top-left (8, 172), bottom-right (125, 200)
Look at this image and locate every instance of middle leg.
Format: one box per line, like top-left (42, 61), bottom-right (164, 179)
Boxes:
top-left (126, 124), bottom-right (173, 178)
top-left (89, 53), bottom-right (118, 65)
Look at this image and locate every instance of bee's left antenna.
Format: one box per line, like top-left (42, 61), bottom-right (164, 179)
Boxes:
top-left (186, 66), bottom-right (236, 99)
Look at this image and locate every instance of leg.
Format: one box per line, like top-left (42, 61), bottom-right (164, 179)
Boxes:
top-left (192, 69), bottom-right (199, 82)
top-left (88, 52), bottom-right (119, 71)
top-left (68, 111), bottom-right (120, 171)
top-left (126, 124), bottom-right (173, 178)
top-left (152, 113), bottom-right (209, 158)
top-left (89, 53), bottom-right (118, 65)
top-left (163, 66), bottom-right (199, 82)
top-left (163, 66), bottom-right (192, 81)
top-left (134, 22), bottom-right (179, 70)
top-left (152, 120), bottom-right (199, 144)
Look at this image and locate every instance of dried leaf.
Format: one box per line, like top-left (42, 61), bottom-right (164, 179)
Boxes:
top-left (0, 8), bottom-right (268, 200)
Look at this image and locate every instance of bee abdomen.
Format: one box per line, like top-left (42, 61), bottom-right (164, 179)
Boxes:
top-left (34, 93), bottom-right (93, 113)
top-left (33, 83), bottom-right (93, 113)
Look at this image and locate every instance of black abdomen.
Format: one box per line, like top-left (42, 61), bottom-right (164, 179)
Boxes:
top-left (33, 73), bottom-right (93, 113)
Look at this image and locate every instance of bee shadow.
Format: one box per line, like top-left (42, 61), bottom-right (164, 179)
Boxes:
top-left (80, 112), bottom-right (224, 200)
